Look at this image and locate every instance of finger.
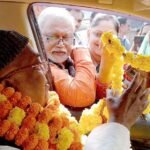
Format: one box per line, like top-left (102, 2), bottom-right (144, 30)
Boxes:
top-left (106, 89), bottom-right (118, 108)
top-left (133, 100), bottom-right (149, 117)
top-left (106, 88), bottom-right (113, 98)
top-left (139, 88), bottom-right (150, 102)
top-left (106, 89), bottom-right (120, 101)
top-left (140, 100), bottom-right (149, 112)
top-left (129, 88), bottom-right (150, 113)
top-left (113, 90), bottom-right (120, 97)
top-left (135, 89), bottom-right (150, 114)
top-left (135, 78), bottom-right (147, 99)
top-left (135, 78), bottom-right (146, 93)
top-left (123, 72), bottom-right (139, 95)
top-left (128, 97), bottom-right (146, 114)
top-left (121, 73), bottom-right (140, 108)
top-left (126, 78), bottom-right (144, 107)
top-left (122, 83), bottom-right (128, 89)
top-left (106, 89), bottom-right (115, 104)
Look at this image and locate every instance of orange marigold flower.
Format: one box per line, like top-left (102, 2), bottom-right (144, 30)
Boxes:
top-left (34, 139), bottom-right (49, 150)
top-left (17, 96), bottom-right (32, 110)
top-left (48, 127), bottom-right (58, 144)
top-left (49, 143), bottom-right (57, 150)
top-left (22, 115), bottom-right (36, 131)
top-left (15, 127), bottom-right (29, 146)
top-left (46, 100), bottom-right (60, 111)
top-left (2, 87), bottom-right (15, 98)
top-left (61, 115), bottom-right (70, 128)
top-left (5, 122), bottom-right (19, 141)
top-left (27, 103), bottom-right (41, 117)
top-left (23, 134), bottom-right (39, 150)
top-left (0, 120), bottom-right (11, 137)
top-left (0, 101), bottom-right (12, 119)
top-left (9, 92), bottom-right (22, 106)
top-left (38, 108), bottom-right (53, 123)
top-left (69, 142), bottom-right (83, 150)
top-left (49, 115), bottom-right (63, 132)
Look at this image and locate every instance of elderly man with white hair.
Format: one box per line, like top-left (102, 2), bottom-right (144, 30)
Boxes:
top-left (38, 7), bottom-right (96, 110)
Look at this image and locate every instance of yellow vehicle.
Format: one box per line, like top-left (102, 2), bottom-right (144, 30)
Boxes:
top-left (0, 0), bottom-right (150, 149)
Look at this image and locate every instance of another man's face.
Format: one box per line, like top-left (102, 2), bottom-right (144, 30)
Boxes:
top-left (70, 10), bottom-right (83, 31)
top-left (41, 17), bottom-right (74, 64)
top-left (0, 45), bottom-right (49, 106)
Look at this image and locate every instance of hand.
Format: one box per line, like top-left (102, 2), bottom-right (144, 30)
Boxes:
top-left (106, 72), bottom-right (150, 129)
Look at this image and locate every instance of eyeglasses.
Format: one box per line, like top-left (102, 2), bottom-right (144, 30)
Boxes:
top-left (43, 35), bottom-right (74, 45)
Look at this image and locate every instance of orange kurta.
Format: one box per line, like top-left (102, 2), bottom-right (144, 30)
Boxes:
top-left (51, 48), bottom-right (96, 108)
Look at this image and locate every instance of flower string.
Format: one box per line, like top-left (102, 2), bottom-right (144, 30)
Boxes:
top-left (0, 84), bottom-right (83, 150)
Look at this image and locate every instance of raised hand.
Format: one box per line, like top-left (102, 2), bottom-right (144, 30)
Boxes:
top-left (106, 72), bottom-right (150, 129)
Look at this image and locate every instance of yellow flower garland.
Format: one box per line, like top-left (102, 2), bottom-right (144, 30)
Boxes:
top-left (100, 32), bottom-right (150, 114)
top-left (101, 32), bottom-right (150, 87)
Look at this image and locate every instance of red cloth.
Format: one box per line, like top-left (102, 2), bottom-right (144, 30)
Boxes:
top-left (96, 80), bottom-right (108, 100)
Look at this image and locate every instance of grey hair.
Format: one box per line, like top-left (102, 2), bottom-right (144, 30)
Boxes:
top-left (91, 13), bottom-right (120, 34)
top-left (38, 7), bottom-right (75, 31)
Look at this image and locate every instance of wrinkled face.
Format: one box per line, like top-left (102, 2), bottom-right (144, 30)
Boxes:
top-left (41, 17), bottom-right (74, 64)
top-left (88, 20), bottom-right (117, 64)
top-left (0, 45), bottom-right (49, 106)
top-left (70, 10), bottom-right (83, 31)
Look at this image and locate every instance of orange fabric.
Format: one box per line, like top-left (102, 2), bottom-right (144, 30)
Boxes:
top-left (50, 48), bottom-right (96, 107)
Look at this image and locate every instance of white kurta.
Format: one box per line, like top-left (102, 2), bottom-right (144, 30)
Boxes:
top-left (84, 122), bottom-right (131, 150)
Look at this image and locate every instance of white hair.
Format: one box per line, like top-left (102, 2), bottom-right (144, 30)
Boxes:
top-left (38, 7), bottom-right (75, 31)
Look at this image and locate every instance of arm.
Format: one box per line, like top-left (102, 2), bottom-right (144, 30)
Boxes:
top-left (51, 48), bottom-right (96, 107)
top-left (85, 72), bottom-right (150, 150)
top-left (106, 72), bottom-right (150, 129)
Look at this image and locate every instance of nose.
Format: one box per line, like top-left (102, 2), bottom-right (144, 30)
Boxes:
top-left (57, 39), bottom-right (64, 46)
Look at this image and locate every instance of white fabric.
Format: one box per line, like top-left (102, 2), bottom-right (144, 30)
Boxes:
top-left (84, 122), bottom-right (131, 150)
top-left (0, 146), bottom-right (20, 150)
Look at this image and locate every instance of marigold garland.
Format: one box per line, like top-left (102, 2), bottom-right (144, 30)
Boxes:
top-left (100, 32), bottom-right (150, 114)
top-left (101, 32), bottom-right (150, 89)
top-left (0, 84), bottom-right (83, 150)
top-left (78, 99), bottom-right (108, 135)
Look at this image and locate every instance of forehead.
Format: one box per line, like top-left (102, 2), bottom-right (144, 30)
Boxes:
top-left (41, 16), bottom-right (74, 35)
top-left (92, 20), bottom-right (117, 34)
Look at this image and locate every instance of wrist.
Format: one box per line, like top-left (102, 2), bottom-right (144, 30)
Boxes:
top-left (108, 116), bottom-right (130, 130)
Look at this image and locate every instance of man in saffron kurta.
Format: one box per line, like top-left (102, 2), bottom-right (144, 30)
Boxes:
top-left (51, 48), bottom-right (96, 107)
top-left (38, 7), bottom-right (96, 108)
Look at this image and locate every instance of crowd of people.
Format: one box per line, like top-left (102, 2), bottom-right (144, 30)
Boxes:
top-left (0, 6), bottom-right (150, 150)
